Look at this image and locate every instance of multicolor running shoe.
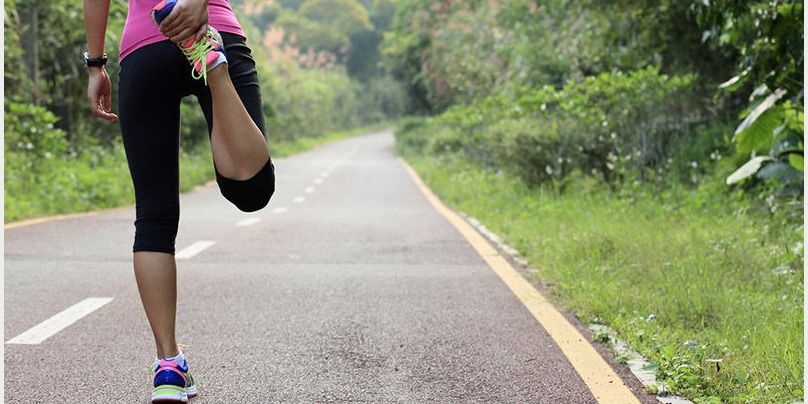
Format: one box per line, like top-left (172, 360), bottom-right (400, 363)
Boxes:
top-left (151, 0), bottom-right (227, 85)
top-left (149, 350), bottom-right (198, 403)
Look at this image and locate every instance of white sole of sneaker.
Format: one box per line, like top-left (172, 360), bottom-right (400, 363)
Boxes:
top-left (152, 386), bottom-right (187, 403)
top-left (151, 398), bottom-right (187, 403)
top-left (151, 395), bottom-right (187, 403)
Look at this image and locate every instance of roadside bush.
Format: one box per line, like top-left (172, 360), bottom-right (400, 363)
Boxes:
top-left (5, 102), bottom-right (69, 161)
top-left (483, 117), bottom-right (572, 185)
top-left (5, 146), bottom-right (132, 221)
top-left (516, 67), bottom-right (699, 183)
top-left (401, 67), bottom-right (705, 188)
top-left (393, 116), bottom-right (431, 153)
top-left (425, 125), bottom-right (465, 155)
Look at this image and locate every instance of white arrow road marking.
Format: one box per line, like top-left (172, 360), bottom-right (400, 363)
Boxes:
top-left (237, 218), bottom-right (262, 227)
top-left (176, 241), bottom-right (216, 260)
top-left (6, 297), bottom-right (114, 345)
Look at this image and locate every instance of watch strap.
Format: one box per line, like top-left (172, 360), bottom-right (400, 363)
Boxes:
top-left (84, 51), bottom-right (108, 67)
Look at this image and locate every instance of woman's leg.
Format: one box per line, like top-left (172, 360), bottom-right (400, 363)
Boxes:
top-left (206, 65), bottom-right (270, 181)
top-left (194, 32), bottom-right (275, 212)
top-left (134, 253), bottom-right (179, 359)
top-left (119, 41), bottom-right (187, 360)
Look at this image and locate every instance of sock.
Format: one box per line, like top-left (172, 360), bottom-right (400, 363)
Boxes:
top-left (155, 350), bottom-right (186, 366)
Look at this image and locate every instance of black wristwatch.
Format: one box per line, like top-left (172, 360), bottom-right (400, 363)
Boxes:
top-left (83, 51), bottom-right (108, 68)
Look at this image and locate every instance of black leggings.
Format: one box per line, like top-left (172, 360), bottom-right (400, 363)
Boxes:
top-left (118, 32), bottom-right (275, 255)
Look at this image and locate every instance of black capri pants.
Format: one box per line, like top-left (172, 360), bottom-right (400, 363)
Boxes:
top-left (118, 32), bottom-right (275, 255)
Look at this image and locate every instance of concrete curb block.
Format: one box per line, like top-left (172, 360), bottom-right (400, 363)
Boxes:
top-left (589, 324), bottom-right (693, 404)
top-left (460, 212), bottom-right (694, 404)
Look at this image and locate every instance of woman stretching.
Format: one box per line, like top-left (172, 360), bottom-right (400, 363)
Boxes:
top-left (83, 0), bottom-right (275, 401)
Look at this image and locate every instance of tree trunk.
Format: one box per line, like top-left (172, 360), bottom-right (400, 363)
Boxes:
top-left (21, 4), bottom-right (40, 104)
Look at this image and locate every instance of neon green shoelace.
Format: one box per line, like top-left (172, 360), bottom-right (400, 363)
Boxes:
top-left (181, 35), bottom-right (215, 85)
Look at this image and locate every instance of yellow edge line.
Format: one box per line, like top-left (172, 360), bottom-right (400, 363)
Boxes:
top-left (401, 159), bottom-right (640, 404)
top-left (5, 211), bottom-right (100, 230)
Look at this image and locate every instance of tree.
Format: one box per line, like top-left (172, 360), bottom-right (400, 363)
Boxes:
top-left (345, 0), bottom-right (398, 82)
top-left (695, 1), bottom-right (804, 191)
top-left (298, 0), bottom-right (372, 37)
top-left (273, 0), bottom-right (372, 64)
top-left (6, 0), bottom-right (127, 145)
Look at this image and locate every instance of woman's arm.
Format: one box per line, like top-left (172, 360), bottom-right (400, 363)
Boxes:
top-left (83, 0), bottom-right (117, 122)
top-left (84, 0), bottom-right (110, 59)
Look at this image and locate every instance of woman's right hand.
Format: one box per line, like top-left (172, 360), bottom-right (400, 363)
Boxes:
top-left (87, 66), bottom-right (118, 122)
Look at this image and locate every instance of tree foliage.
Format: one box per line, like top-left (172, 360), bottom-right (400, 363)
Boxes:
top-left (694, 0), bottom-right (803, 189)
top-left (5, 0), bottom-right (127, 145)
top-left (384, 0), bottom-right (803, 195)
top-left (274, 0), bottom-right (371, 57)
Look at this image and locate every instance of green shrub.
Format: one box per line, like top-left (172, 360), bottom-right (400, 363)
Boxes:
top-left (5, 102), bottom-right (68, 160)
top-left (4, 146), bottom-right (133, 221)
top-left (393, 116), bottom-right (431, 153)
top-left (426, 125), bottom-right (466, 155)
top-left (406, 67), bottom-right (703, 187)
top-left (483, 117), bottom-right (573, 185)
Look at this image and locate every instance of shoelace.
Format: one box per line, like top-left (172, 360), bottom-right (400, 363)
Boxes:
top-left (181, 34), bottom-right (216, 85)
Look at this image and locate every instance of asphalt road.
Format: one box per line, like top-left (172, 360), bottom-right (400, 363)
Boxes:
top-left (5, 130), bottom-right (649, 403)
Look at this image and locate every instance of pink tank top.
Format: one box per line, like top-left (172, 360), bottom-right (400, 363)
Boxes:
top-left (119, 0), bottom-right (245, 61)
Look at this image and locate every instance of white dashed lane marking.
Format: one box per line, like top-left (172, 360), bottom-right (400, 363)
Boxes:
top-left (176, 240), bottom-right (216, 259)
top-left (6, 297), bottom-right (114, 345)
top-left (237, 218), bottom-right (262, 227)
top-left (321, 171), bottom-right (330, 177)
top-left (273, 207), bottom-right (289, 214)
top-left (293, 196), bottom-right (305, 203)
top-left (305, 187), bottom-right (315, 194)
top-left (314, 178), bottom-right (323, 184)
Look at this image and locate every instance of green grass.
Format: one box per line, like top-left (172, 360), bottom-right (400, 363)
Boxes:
top-left (4, 122), bottom-right (393, 223)
top-left (402, 153), bottom-right (803, 403)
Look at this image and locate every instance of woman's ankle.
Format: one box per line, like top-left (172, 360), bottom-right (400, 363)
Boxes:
top-left (156, 343), bottom-right (180, 359)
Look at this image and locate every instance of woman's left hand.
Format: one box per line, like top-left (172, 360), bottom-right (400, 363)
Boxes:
top-left (158, 0), bottom-right (209, 44)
